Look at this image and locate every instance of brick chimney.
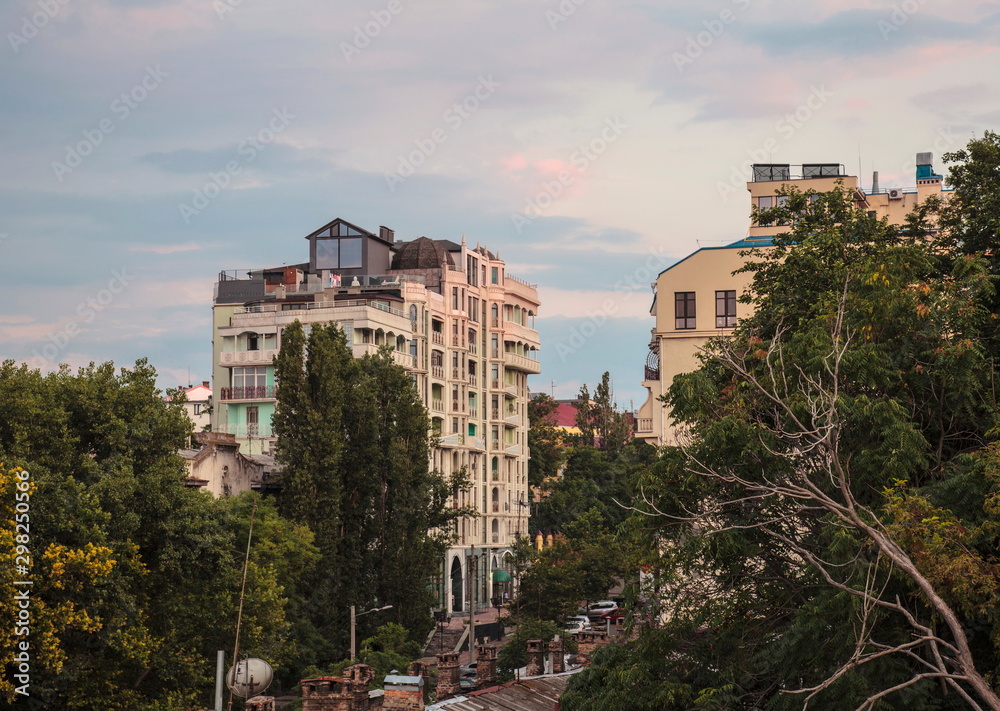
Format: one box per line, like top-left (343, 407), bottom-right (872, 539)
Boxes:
top-left (383, 671), bottom-right (424, 711)
top-left (380, 226), bottom-right (395, 243)
top-left (301, 663), bottom-right (375, 711)
top-left (245, 697), bottom-right (275, 711)
top-left (408, 661), bottom-right (432, 705)
top-left (550, 637), bottom-right (565, 673)
top-left (475, 644), bottom-right (497, 688)
top-left (436, 652), bottom-right (461, 699)
top-left (526, 639), bottom-right (545, 676)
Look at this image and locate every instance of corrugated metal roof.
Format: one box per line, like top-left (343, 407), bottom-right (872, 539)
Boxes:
top-left (428, 670), bottom-right (581, 711)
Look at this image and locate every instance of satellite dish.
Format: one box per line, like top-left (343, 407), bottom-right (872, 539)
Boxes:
top-left (226, 658), bottom-right (274, 698)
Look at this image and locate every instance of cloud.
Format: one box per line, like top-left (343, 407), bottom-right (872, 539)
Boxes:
top-left (734, 9), bottom-right (988, 58)
top-left (128, 241), bottom-right (207, 254)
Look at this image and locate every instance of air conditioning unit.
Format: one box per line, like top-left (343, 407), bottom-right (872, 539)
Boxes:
top-left (888, 188), bottom-right (903, 200)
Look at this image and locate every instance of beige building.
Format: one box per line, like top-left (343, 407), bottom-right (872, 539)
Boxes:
top-left (211, 218), bottom-right (541, 612)
top-left (637, 154), bottom-right (950, 446)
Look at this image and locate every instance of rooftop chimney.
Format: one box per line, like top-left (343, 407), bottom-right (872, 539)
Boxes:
top-left (380, 226), bottom-right (395, 243)
top-left (203, 381), bottom-right (210, 388)
top-left (872, 171), bottom-right (879, 194)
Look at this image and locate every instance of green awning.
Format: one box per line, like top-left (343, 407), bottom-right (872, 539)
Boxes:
top-left (492, 569), bottom-right (511, 583)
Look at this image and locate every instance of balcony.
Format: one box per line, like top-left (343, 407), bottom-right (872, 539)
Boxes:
top-left (504, 443), bottom-right (521, 456)
top-left (636, 417), bottom-right (654, 434)
top-left (220, 422), bottom-right (274, 438)
top-left (439, 433), bottom-right (465, 447)
top-left (227, 299), bottom-right (411, 334)
top-left (503, 273), bottom-right (539, 302)
top-left (503, 351), bottom-right (541, 374)
top-left (352, 343), bottom-right (414, 368)
top-left (432, 332), bottom-right (445, 346)
top-left (431, 365), bottom-right (445, 379)
top-left (431, 398), bottom-right (444, 413)
top-left (468, 373), bottom-right (478, 386)
top-left (220, 385), bottom-right (276, 401)
top-left (502, 319), bottom-right (540, 344)
top-left (219, 348), bottom-right (279, 367)
top-left (468, 436), bottom-right (485, 451)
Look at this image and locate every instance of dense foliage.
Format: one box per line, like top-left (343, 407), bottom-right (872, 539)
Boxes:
top-left (272, 321), bottom-right (466, 671)
top-left (564, 133), bottom-right (1000, 711)
top-left (0, 360), bottom-right (309, 709)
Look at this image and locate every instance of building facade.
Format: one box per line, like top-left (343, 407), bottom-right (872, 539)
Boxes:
top-left (637, 153), bottom-right (950, 446)
top-left (211, 218), bottom-right (541, 612)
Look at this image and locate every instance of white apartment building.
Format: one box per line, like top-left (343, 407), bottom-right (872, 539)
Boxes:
top-left (211, 218), bottom-right (541, 612)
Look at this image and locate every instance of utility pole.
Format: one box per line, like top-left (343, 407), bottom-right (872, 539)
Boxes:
top-left (350, 604), bottom-right (356, 661)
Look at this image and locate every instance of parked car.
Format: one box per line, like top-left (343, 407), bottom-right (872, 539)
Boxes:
top-left (459, 663), bottom-right (477, 690)
top-left (600, 611), bottom-right (626, 623)
top-left (566, 614), bottom-right (592, 630)
top-left (564, 617), bottom-right (591, 635)
top-left (586, 600), bottom-right (619, 621)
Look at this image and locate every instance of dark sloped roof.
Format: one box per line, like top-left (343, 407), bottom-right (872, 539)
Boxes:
top-left (391, 237), bottom-right (455, 270)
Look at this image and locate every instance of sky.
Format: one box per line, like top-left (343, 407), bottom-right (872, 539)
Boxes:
top-left (1, 0), bottom-right (998, 410)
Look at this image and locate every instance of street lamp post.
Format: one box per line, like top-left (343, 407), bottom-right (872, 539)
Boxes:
top-left (350, 604), bottom-right (393, 660)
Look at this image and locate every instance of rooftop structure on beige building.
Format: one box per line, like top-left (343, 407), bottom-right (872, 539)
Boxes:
top-left (636, 153), bottom-right (950, 446)
top-left (211, 218), bottom-right (541, 613)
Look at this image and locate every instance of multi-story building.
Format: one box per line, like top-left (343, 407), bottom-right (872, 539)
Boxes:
top-left (636, 153), bottom-right (950, 446)
top-left (211, 218), bottom-right (541, 613)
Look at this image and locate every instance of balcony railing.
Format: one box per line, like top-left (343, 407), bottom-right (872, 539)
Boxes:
top-left (432, 332), bottom-right (445, 345)
top-left (636, 417), bottom-right (654, 433)
top-left (468, 373), bottom-right (478, 386)
top-left (431, 365), bottom-right (445, 378)
top-left (432, 398), bottom-right (444, 413)
top-left (232, 298), bottom-right (406, 318)
top-left (644, 366), bottom-right (660, 381)
top-left (220, 385), bottom-right (276, 401)
top-left (221, 422), bottom-right (274, 438)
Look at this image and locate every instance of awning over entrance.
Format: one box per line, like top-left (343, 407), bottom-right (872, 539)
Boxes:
top-left (492, 569), bottom-right (511, 583)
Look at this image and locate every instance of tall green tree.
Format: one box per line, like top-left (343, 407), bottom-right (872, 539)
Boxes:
top-left (272, 322), bottom-right (466, 667)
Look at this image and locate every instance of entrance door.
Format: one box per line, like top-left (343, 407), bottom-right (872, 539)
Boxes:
top-left (450, 557), bottom-right (463, 612)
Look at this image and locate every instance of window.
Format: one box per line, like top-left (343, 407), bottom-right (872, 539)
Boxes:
top-left (491, 267), bottom-right (498, 284)
top-left (233, 366), bottom-right (267, 388)
top-left (193, 403), bottom-right (202, 415)
top-left (246, 333), bottom-right (259, 351)
top-left (716, 290), bottom-right (737, 328)
top-left (452, 287), bottom-right (459, 311)
top-left (246, 406), bottom-right (259, 436)
top-left (675, 292), bottom-right (696, 329)
top-left (316, 237), bottom-right (363, 269)
top-left (467, 256), bottom-right (478, 286)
